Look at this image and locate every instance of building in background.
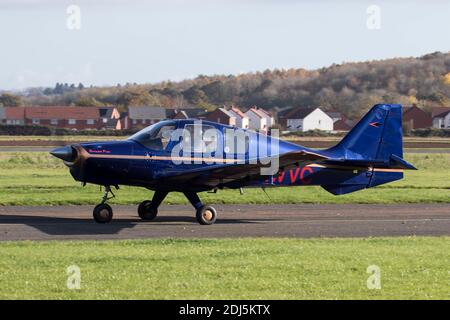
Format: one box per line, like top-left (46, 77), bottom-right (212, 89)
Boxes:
top-left (325, 110), bottom-right (354, 133)
top-left (0, 107), bottom-right (5, 124)
top-left (402, 105), bottom-right (432, 130)
top-left (99, 107), bottom-right (122, 130)
top-left (128, 106), bottom-right (166, 128)
top-left (245, 107), bottom-right (268, 132)
top-left (285, 107), bottom-right (333, 132)
top-left (276, 107), bottom-right (295, 130)
top-left (325, 110), bottom-right (342, 123)
top-left (227, 106), bottom-right (249, 129)
top-left (119, 111), bottom-right (130, 130)
top-left (4, 107), bottom-right (25, 125)
top-left (333, 119), bottom-right (354, 132)
top-left (432, 107), bottom-right (450, 129)
top-left (169, 108), bottom-right (208, 120)
top-left (0, 106), bottom-right (127, 130)
top-left (256, 107), bottom-right (275, 128)
top-left (24, 106), bottom-right (100, 130)
top-left (204, 107), bottom-right (236, 126)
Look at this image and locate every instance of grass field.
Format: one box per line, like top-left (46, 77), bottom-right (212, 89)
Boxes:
top-left (0, 237), bottom-right (448, 299)
top-left (0, 152), bottom-right (448, 300)
top-left (0, 152), bottom-right (449, 205)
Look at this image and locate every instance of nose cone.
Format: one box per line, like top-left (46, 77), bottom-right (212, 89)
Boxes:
top-left (50, 146), bottom-right (73, 162)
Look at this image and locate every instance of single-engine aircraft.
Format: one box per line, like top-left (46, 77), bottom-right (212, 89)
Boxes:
top-left (50, 104), bottom-right (416, 225)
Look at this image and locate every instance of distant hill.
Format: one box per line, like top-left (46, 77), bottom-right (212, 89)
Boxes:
top-left (20, 51), bottom-right (450, 118)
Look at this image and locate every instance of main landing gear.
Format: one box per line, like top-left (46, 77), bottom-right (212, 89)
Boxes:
top-left (92, 187), bottom-right (218, 225)
top-left (183, 191), bottom-right (217, 225)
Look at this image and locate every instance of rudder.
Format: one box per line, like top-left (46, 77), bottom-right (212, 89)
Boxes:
top-left (327, 104), bottom-right (403, 161)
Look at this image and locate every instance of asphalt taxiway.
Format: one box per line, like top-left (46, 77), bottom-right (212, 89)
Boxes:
top-left (0, 204), bottom-right (448, 240)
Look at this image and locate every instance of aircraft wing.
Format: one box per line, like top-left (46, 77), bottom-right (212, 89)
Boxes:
top-left (159, 150), bottom-right (329, 189)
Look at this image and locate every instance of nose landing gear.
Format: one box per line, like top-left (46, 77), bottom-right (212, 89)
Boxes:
top-left (93, 186), bottom-right (115, 223)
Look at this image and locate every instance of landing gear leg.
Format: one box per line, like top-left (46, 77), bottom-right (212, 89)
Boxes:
top-left (138, 190), bottom-right (168, 220)
top-left (183, 191), bottom-right (217, 225)
top-left (93, 186), bottom-right (115, 223)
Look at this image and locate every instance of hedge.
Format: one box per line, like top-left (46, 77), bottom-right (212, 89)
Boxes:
top-left (0, 124), bottom-right (138, 136)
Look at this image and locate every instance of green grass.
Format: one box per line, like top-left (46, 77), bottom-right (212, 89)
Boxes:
top-left (0, 152), bottom-right (449, 205)
top-left (0, 237), bottom-right (448, 299)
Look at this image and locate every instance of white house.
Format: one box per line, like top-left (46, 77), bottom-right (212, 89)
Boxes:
top-left (286, 107), bottom-right (333, 132)
top-left (432, 108), bottom-right (450, 129)
top-left (228, 106), bottom-right (249, 129)
top-left (257, 108), bottom-right (275, 128)
top-left (245, 107), bottom-right (268, 132)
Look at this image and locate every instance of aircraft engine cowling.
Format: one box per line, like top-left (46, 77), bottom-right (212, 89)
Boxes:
top-left (66, 144), bottom-right (89, 182)
top-left (50, 144), bottom-right (87, 182)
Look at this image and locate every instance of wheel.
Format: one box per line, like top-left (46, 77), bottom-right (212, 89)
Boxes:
top-left (93, 203), bottom-right (113, 223)
top-left (138, 200), bottom-right (158, 220)
top-left (196, 205), bottom-right (217, 225)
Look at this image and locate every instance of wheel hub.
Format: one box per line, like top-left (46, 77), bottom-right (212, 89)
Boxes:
top-left (203, 210), bottom-right (213, 221)
top-left (100, 209), bottom-right (109, 219)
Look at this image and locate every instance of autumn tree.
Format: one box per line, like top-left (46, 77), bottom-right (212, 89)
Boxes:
top-left (0, 93), bottom-right (23, 107)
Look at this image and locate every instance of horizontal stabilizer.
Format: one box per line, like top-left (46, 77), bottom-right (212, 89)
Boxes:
top-left (389, 154), bottom-right (417, 170)
top-left (324, 154), bottom-right (416, 170)
top-left (321, 184), bottom-right (367, 195)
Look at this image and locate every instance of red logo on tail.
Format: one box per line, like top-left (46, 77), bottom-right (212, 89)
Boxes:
top-left (369, 122), bottom-right (382, 127)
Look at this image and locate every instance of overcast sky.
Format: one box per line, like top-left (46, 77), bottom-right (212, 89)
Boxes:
top-left (0, 0), bottom-right (449, 90)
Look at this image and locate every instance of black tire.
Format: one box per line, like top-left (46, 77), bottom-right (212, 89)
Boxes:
top-left (138, 200), bottom-right (158, 220)
top-left (93, 203), bottom-right (113, 223)
top-left (196, 205), bottom-right (217, 225)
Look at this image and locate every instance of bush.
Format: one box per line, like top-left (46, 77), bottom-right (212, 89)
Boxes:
top-left (282, 129), bottom-right (345, 137)
top-left (407, 128), bottom-right (450, 137)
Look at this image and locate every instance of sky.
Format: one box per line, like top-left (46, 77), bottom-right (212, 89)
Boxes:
top-left (0, 0), bottom-right (449, 90)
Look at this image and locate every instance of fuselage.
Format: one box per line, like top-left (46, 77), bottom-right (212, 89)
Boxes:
top-left (52, 119), bottom-right (402, 194)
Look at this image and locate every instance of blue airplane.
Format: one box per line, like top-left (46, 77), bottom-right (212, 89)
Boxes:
top-left (50, 104), bottom-right (416, 225)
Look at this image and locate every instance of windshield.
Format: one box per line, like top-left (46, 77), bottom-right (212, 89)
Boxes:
top-left (128, 121), bottom-right (176, 150)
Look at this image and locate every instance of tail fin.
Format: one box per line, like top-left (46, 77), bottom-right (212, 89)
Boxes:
top-left (327, 104), bottom-right (416, 169)
top-left (329, 104), bottom-right (404, 161)
top-left (321, 104), bottom-right (416, 195)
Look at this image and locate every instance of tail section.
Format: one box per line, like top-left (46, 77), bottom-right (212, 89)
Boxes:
top-left (321, 104), bottom-right (416, 195)
top-left (328, 104), bottom-right (403, 160)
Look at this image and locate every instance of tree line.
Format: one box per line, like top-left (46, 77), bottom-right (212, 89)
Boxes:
top-left (3, 51), bottom-right (450, 118)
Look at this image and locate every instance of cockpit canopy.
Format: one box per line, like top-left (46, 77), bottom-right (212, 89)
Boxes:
top-left (128, 120), bottom-right (176, 150)
top-left (128, 120), bottom-right (252, 154)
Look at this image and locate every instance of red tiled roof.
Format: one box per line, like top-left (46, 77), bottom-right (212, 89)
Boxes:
top-left (25, 107), bottom-right (100, 120)
top-left (257, 108), bottom-right (272, 117)
top-left (247, 107), bottom-right (267, 119)
top-left (432, 107), bottom-right (450, 118)
top-left (333, 119), bottom-right (353, 131)
top-left (284, 107), bottom-right (315, 119)
top-left (231, 106), bottom-right (247, 118)
top-left (5, 107), bottom-right (25, 120)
